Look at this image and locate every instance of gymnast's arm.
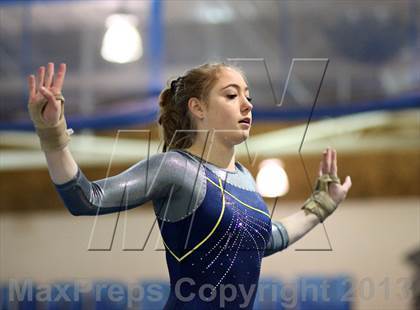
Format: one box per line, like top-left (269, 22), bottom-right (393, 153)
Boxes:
top-left (263, 210), bottom-right (320, 257)
top-left (263, 220), bottom-right (290, 257)
top-left (264, 151), bottom-right (350, 256)
top-left (47, 148), bottom-right (187, 216)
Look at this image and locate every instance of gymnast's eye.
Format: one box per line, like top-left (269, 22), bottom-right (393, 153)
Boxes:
top-left (226, 94), bottom-right (252, 102)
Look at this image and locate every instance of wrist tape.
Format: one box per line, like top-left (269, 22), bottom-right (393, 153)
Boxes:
top-left (28, 93), bottom-right (72, 152)
top-left (301, 174), bottom-right (341, 223)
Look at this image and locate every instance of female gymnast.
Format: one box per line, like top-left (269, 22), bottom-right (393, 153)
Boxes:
top-left (27, 62), bottom-right (352, 309)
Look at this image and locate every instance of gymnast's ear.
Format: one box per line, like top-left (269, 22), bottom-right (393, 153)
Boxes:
top-left (187, 97), bottom-right (206, 120)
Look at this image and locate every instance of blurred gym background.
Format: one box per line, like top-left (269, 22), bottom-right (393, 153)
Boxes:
top-left (0, 0), bottom-right (419, 309)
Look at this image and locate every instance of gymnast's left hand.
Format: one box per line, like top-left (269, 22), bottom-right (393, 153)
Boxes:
top-left (318, 147), bottom-right (352, 205)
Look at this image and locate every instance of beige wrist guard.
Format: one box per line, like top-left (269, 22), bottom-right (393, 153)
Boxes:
top-left (301, 174), bottom-right (341, 223)
top-left (28, 94), bottom-right (72, 152)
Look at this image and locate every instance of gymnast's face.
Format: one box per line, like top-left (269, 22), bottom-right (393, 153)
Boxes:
top-left (192, 67), bottom-right (253, 146)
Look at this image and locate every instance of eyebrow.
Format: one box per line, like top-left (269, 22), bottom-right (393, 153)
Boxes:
top-left (221, 83), bottom-right (249, 92)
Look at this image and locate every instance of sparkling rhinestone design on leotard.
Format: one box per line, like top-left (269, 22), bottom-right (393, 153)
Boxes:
top-left (157, 162), bottom-right (272, 308)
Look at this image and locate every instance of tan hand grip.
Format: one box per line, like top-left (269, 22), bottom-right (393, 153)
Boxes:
top-left (301, 174), bottom-right (341, 223)
top-left (28, 94), bottom-right (71, 152)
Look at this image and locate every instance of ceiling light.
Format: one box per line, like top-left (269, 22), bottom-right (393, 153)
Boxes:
top-left (196, 3), bottom-right (234, 24)
top-left (256, 159), bottom-right (290, 198)
top-left (101, 14), bottom-right (143, 64)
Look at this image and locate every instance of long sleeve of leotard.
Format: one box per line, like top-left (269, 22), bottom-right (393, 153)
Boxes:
top-left (54, 148), bottom-right (290, 257)
top-left (263, 220), bottom-right (289, 257)
top-left (53, 151), bottom-right (190, 216)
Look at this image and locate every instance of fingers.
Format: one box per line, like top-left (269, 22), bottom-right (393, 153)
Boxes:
top-left (321, 149), bottom-right (327, 174)
top-left (320, 147), bottom-right (339, 177)
top-left (326, 147), bottom-right (332, 173)
top-left (44, 62), bottom-right (54, 89)
top-left (342, 176), bottom-right (352, 192)
top-left (39, 86), bottom-right (56, 104)
top-left (36, 66), bottom-right (45, 92)
top-left (52, 63), bottom-right (66, 92)
top-left (32, 62), bottom-right (66, 95)
top-left (28, 75), bottom-right (36, 100)
top-left (321, 147), bottom-right (332, 174)
top-left (331, 148), bottom-right (337, 176)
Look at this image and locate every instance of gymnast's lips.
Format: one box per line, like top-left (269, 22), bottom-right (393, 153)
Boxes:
top-left (238, 117), bottom-right (251, 125)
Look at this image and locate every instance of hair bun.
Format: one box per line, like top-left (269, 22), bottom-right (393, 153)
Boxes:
top-left (170, 76), bottom-right (183, 93)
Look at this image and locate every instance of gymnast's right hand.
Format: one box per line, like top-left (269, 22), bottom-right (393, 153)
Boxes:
top-left (28, 62), bottom-right (67, 126)
top-left (27, 63), bottom-right (71, 152)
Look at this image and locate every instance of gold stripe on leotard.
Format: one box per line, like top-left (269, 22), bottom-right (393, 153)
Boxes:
top-left (161, 177), bottom-right (226, 263)
top-left (205, 177), bottom-right (271, 219)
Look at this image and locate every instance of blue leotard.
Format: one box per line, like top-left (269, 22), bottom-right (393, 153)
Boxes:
top-left (54, 149), bottom-right (289, 309)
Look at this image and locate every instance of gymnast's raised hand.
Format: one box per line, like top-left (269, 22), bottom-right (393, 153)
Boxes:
top-left (27, 62), bottom-right (78, 184)
top-left (320, 147), bottom-right (352, 206)
top-left (28, 63), bottom-right (67, 126)
top-left (280, 147), bottom-right (352, 244)
top-left (27, 62), bottom-right (71, 153)
top-left (299, 147), bottom-right (352, 224)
